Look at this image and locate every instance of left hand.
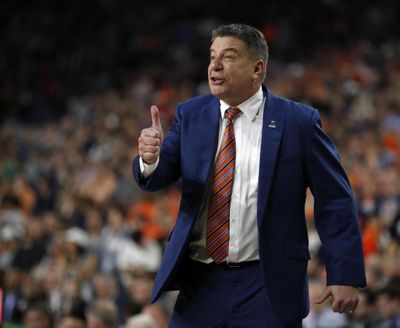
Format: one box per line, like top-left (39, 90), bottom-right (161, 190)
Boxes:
top-left (315, 285), bottom-right (359, 314)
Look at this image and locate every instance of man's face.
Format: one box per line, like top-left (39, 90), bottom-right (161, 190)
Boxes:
top-left (59, 317), bottom-right (85, 328)
top-left (23, 309), bottom-right (51, 328)
top-left (208, 36), bottom-right (262, 106)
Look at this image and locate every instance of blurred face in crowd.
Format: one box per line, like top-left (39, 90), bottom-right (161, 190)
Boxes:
top-left (58, 317), bottom-right (85, 328)
top-left (208, 36), bottom-right (264, 106)
top-left (377, 293), bottom-right (400, 318)
top-left (93, 274), bottom-right (117, 299)
top-left (23, 308), bottom-right (52, 328)
top-left (86, 300), bottom-right (118, 328)
top-left (125, 275), bottom-right (154, 305)
top-left (86, 314), bottom-right (104, 328)
top-left (4, 268), bottom-right (20, 290)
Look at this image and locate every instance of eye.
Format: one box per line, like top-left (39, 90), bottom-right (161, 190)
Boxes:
top-left (223, 55), bottom-right (235, 61)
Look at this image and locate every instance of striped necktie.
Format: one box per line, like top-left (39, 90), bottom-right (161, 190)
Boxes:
top-left (206, 107), bottom-right (241, 263)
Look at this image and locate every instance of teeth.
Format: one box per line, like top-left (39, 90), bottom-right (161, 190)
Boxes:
top-left (210, 77), bottom-right (224, 85)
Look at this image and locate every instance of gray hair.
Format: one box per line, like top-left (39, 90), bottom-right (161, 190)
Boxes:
top-left (211, 23), bottom-right (269, 65)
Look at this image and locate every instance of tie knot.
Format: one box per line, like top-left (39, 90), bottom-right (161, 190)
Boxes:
top-left (225, 107), bottom-right (241, 122)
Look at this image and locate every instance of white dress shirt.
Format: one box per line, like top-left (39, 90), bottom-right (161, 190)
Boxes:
top-left (140, 87), bottom-right (265, 263)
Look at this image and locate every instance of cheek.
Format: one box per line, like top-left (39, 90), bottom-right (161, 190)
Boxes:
top-left (237, 67), bottom-right (255, 82)
top-left (228, 68), bottom-right (248, 84)
top-left (207, 65), bottom-right (212, 77)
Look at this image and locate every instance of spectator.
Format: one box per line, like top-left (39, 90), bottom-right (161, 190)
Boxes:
top-left (377, 281), bottom-right (400, 328)
top-left (57, 315), bottom-right (86, 328)
top-left (11, 216), bottom-right (47, 271)
top-left (85, 299), bottom-right (119, 328)
top-left (126, 313), bottom-right (160, 328)
top-left (22, 304), bottom-right (53, 328)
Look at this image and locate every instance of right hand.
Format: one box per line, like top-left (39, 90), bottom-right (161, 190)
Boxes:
top-left (138, 105), bottom-right (164, 164)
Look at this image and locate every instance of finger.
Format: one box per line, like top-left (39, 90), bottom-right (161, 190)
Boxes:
top-left (331, 299), bottom-right (344, 313)
top-left (141, 150), bottom-right (159, 158)
top-left (139, 150), bottom-right (160, 163)
top-left (141, 128), bottom-right (160, 139)
top-left (352, 297), bottom-right (359, 311)
top-left (139, 147), bottom-right (160, 159)
top-left (139, 145), bottom-right (160, 154)
top-left (315, 288), bottom-right (331, 304)
top-left (139, 135), bottom-right (160, 147)
top-left (345, 298), bottom-right (359, 313)
top-left (343, 305), bottom-right (355, 314)
top-left (151, 105), bottom-right (162, 129)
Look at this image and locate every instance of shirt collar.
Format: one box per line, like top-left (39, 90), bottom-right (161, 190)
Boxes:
top-left (219, 87), bottom-right (263, 122)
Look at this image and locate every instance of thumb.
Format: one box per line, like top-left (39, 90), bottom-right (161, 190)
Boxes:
top-left (315, 287), bottom-right (331, 304)
top-left (151, 105), bottom-right (162, 129)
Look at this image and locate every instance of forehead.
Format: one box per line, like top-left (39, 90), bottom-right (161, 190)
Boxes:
top-left (210, 36), bottom-right (246, 53)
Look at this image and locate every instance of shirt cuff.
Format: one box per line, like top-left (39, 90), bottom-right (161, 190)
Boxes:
top-left (139, 157), bottom-right (159, 178)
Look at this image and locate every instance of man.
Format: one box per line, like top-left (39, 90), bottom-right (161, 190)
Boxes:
top-left (58, 315), bottom-right (86, 328)
top-left (133, 23), bottom-right (366, 327)
top-left (86, 300), bottom-right (118, 328)
top-left (22, 304), bottom-right (53, 328)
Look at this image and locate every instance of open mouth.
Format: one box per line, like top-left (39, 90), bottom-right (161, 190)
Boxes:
top-left (210, 77), bottom-right (226, 85)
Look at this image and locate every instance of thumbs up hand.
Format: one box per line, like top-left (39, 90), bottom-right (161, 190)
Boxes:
top-left (138, 105), bottom-right (164, 164)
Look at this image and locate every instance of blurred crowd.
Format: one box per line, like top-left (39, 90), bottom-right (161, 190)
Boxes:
top-left (1, 1), bottom-right (400, 327)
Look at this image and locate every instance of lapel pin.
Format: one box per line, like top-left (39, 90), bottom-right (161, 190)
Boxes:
top-left (268, 120), bottom-right (277, 128)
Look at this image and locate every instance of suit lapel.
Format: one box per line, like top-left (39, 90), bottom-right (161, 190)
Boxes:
top-left (195, 97), bottom-right (220, 183)
top-left (257, 89), bottom-right (285, 226)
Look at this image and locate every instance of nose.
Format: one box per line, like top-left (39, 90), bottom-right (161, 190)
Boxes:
top-left (210, 57), bottom-right (222, 70)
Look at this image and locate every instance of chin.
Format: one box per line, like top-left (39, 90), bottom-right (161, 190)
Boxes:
top-left (209, 86), bottom-right (226, 98)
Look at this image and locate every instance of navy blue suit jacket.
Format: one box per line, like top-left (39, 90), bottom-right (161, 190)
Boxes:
top-left (133, 87), bottom-right (366, 322)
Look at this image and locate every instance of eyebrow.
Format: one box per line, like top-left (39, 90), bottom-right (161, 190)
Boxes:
top-left (210, 47), bottom-right (239, 54)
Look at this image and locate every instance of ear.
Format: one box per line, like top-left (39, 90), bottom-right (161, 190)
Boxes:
top-left (253, 60), bottom-right (265, 81)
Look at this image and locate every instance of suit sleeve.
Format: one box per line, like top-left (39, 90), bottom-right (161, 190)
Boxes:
top-left (133, 105), bottom-right (183, 192)
top-left (305, 109), bottom-right (366, 287)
